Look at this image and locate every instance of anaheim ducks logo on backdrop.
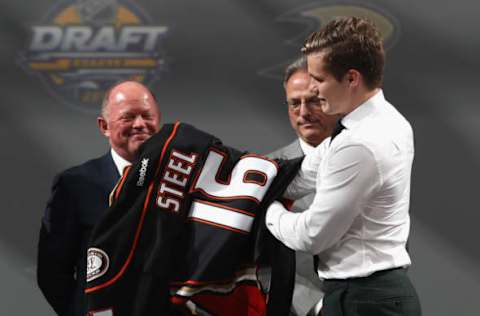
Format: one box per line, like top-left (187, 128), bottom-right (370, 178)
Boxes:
top-left (18, 0), bottom-right (168, 111)
top-left (258, 2), bottom-right (400, 79)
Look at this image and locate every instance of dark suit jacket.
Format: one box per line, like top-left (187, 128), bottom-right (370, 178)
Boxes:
top-left (269, 140), bottom-right (323, 316)
top-left (37, 153), bottom-right (119, 316)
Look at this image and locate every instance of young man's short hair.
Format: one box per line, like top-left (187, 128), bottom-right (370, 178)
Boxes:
top-left (302, 16), bottom-right (385, 89)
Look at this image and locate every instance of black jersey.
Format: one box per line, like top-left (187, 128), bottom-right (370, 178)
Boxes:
top-left (85, 122), bottom-right (300, 316)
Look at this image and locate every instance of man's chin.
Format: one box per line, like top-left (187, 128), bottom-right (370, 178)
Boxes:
top-left (131, 134), bottom-right (149, 143)
top-left (300, 131), bottom-right (329, 146)
top-left (299, 125), bottom-right (319, 136)
top-left (129, 138), bottom-right (148, 152)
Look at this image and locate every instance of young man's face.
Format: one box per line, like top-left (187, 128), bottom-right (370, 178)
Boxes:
top-left (285, 70), bottom-right (338, 146)
top-left (307, 52), bottom-right (352, 116)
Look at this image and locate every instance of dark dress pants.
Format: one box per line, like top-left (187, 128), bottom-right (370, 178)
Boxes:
top-left (321, 268), bottom-right (421, 316)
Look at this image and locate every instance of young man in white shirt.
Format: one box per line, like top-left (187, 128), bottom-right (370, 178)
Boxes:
top-left (266, 17), bottom-right (421, 316)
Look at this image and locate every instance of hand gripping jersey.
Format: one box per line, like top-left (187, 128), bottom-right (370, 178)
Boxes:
top-left (85, 122), bottom-right (300, 316)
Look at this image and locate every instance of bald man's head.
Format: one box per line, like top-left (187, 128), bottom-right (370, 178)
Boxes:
top-left (101, 81), bottom-right (158, 118)
top-left (98, 81), bottom-right (161, 162)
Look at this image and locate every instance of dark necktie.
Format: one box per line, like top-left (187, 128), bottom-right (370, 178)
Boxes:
top-left (330, 120), bottom-right (345, 143)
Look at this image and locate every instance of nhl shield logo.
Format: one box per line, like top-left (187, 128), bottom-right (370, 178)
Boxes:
top-left (87, 247), bottom-right (110, 282)
top-left (17, 0), bottom-right (168, 112)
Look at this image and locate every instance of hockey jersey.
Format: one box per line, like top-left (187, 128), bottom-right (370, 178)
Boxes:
top-left (85, 122), bottom-right (301, 316)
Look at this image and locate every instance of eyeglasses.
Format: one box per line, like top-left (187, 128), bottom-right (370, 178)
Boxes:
top-left (287, 96), bottom-right (324, 111)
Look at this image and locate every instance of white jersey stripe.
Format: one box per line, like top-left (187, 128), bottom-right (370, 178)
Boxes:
top-left (189, 201), bottom-right (254, 233)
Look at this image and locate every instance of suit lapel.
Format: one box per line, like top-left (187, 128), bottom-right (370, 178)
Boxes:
top-left (97, 152), bottom-right (121, 191)
top-left (283, 140), bottom-right (304, 159)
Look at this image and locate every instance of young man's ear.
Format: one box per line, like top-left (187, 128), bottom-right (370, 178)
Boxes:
top-left (97, 117), bottom-right (110, 137)
top-left (346, 69), bottom-right (361, 87)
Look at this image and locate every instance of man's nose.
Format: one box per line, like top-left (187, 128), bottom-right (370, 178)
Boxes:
top-left (132, 115), bottom-right (146, 128)
top-left (308, 78), bottom-right (318, 93)
top-left (299, 101), bottom-right (311, 117)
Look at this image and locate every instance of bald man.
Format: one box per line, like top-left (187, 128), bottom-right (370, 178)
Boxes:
top-left (37, 81), bottom-right (161, 316)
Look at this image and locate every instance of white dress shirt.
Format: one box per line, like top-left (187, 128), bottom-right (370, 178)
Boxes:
top-left (110, 148), bottom-right (131, 176)
top-left (266, 90), bottom-right (414, 279)
top-left (298, 137), bottom-right (316, 156)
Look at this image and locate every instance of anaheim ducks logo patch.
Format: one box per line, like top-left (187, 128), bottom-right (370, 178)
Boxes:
top-left (87, 247), bottom-right (110, 282)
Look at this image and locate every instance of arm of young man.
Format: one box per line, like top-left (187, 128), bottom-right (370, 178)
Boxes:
top-left (266, 143), bottom-right (380, 254)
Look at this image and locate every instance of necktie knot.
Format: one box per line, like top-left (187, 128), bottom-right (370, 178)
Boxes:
top-left (331, 120), bottom-right (345, 143)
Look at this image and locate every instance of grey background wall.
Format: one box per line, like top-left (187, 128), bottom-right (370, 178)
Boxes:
top-left (1, 0), bottom-right (479, 315)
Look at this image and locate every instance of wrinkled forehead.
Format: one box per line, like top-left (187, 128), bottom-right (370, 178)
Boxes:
top-left (109, 89), bottom-right (153, 105)
top-left (287, 72), bottom-right (310, 90)
top-left (286, 72), bottom-right (316, 97)
top-left (287, 88), bottom-right (318, 102)
top-left (105, 88), bottom-right (159, 119)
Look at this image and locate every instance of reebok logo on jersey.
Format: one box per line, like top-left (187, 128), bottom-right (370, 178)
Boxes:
top-left (87, 248), bottom-right (109, 282)
top-left (136, 158), bottom-right (149, 187)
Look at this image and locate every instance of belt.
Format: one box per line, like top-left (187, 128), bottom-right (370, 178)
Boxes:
top-left (324, 266), bottom-right (405, 283)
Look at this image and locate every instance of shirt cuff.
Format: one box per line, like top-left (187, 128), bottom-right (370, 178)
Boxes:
top-left (265, 200), bottom-right (287, 239)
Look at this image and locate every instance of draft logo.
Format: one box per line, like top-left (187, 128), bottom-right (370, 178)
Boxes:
top-left (18, 0), bottom-right (168, 111)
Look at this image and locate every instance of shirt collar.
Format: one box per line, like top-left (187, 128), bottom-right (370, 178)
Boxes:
top-left (110, 148), bottom-right (132, 176)
top-left (340, 89), bottom-right (385, 130)
top-left (298, 137), bottom-right (316, 155)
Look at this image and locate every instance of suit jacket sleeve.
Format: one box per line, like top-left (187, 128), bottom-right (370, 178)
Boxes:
top-left (37, 173), bottom-right (82, 315)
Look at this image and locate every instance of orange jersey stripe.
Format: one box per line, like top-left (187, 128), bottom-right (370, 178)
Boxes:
top-left (86, 122), bottom-right (181, 294)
